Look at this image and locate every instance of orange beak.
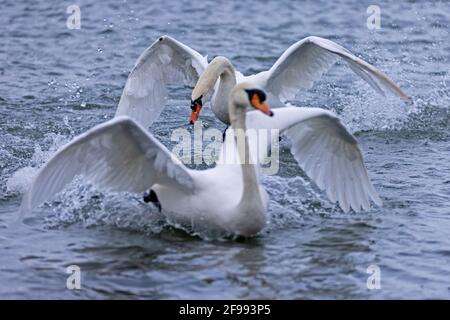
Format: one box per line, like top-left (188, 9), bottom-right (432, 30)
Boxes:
top-left (189, 103), bottom-right (202, 124)
top-left (251, 94), bottom-right (273, 117)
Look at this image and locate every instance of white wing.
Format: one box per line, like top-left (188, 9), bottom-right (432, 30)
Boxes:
top-left (19, 116), bottom-right (194, 218)
top-left (247, 107), bottom-right (382, 212)
top-left (116, 35), bottom-right (208, 128)
top-left (254, 36), bottom-right (411, 103)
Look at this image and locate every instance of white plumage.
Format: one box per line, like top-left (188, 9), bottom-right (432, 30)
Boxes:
top-left (246, 107), bottom-right (382, 213)
top-left (115, 36), bottom-right (208, 128)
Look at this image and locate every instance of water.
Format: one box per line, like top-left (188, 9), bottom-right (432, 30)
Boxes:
top-left (0, 0), bottom-right (449, 299)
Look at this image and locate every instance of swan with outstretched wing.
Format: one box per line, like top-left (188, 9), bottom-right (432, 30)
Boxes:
top-left (20, 84), bottom-right (382, 236)
top-left (115, 35), bottom-right (410, 127)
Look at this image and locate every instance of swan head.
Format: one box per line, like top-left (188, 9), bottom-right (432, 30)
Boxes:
top-left (189, 95), bottom-right (203, 124)
top-left (231, 83), bottom-right (274, 116)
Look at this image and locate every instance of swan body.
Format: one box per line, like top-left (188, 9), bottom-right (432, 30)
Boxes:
top-left (153, 164), bottom-right (268, 236)
top-left (17, 117), bottom-right (266, 236)
top-left (116, 35), bottom-right (411, 128)
top-left (19, 84), bottom-right (271, 236)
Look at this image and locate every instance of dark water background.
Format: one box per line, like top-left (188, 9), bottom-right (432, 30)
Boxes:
top-left (0, 0), bottom-right (449, 299)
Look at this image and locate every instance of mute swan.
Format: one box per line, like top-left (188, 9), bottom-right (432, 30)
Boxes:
top-left (116, 35), bottom-right (410, 127)
top-left (19, 83), bottom-right (381, 236)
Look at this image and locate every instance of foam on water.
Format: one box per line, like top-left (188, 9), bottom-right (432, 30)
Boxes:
top-left (5, 133), bottom-right (70, 194)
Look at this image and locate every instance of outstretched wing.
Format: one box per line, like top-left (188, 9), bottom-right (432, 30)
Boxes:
top-left (19, 116), bottom-right (194, 218)
top-left (254, 36), bottom-right (411, 103)
top-left (116, 35), bottom-right (208, 128)
top-left (247, 107), bottom-right (382, 212)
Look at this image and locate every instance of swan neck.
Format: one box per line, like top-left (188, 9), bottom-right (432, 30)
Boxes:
top-left (192, 57), bottom-right (236, 100)
top-left (229, 101), bottom-right (262, 207)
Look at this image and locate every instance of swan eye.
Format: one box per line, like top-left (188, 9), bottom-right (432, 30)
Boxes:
top-left (245, 89), bottom-right (266, 103)
top-left (190, 96), bottom-right (203, 111)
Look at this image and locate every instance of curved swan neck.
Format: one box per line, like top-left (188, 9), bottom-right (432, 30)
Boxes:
top-left (229, 100), bottom-right (263, 207)
top-left (192, 57), bottom-right (236, 100)
top-left (192, 57), bottom-right (237, 124)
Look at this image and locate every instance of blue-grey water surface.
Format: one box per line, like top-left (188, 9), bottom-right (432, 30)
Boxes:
top-left (0, 0), bottom-right (449, 299)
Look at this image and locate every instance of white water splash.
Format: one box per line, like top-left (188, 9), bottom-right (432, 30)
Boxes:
top-left (6, 166), bottom-right (38, 194)
top-left (6, 133), bottom-right (70, 194)
top-left (340, 90), bottom-right (413, 132)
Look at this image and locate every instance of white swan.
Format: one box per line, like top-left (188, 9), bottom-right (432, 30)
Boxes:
top-left (19, 83), bottom-right (381, 236)
top-left (116, 35), bottom-right (411, 127)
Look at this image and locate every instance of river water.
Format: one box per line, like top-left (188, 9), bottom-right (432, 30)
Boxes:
top-left (0, 0), bottom-right (449, 299)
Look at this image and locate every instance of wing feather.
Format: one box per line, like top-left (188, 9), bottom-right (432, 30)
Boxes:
top-left (19, 116), bottom-right (194, 218)
top-left (115, 36), bottom-right (208, 128)
top-left (256, 36), bottom-right (411, 103)
top-left (246, 107), bottom-right (382, 212)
